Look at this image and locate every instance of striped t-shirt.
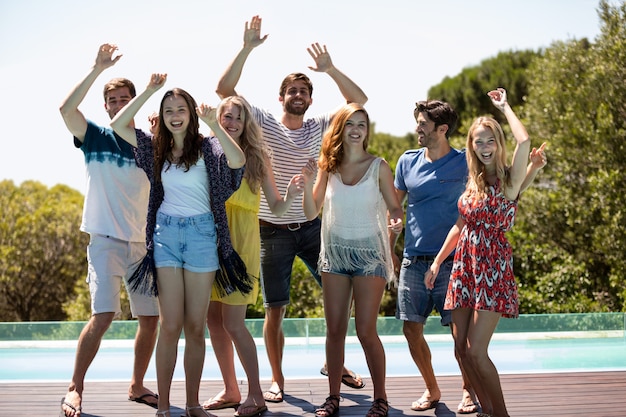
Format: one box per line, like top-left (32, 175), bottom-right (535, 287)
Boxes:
top-left (252, 106), bottom-right (330, 224)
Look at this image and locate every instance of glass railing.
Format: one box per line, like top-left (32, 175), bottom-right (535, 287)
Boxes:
top-left (0, 312), bottom-right (624, 341)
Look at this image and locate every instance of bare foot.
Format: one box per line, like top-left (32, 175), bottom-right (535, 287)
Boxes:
top-left (61, 390), bottom-right (82, 417)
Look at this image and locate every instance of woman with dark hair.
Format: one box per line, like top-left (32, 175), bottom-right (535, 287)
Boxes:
top-left (111, 73), bottom-right (247, 417)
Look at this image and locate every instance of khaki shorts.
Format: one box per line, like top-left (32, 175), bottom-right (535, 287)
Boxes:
top-left (87, 234), bottom-right (159, 318)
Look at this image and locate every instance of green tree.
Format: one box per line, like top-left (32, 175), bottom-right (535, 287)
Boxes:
top-left (428, 50), bottom-right (540, 137)
top-left (515, 0), bottom-right (626, 312)
top-left (0, 181), bottom-right (88, 321)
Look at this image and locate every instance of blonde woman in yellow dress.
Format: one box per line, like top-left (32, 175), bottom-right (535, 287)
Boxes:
top-left (203, 95), bottom-right (305, 417)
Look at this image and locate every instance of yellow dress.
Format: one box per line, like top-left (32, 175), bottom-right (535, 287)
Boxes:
top-left (210, 178), bottom-right (261, 305)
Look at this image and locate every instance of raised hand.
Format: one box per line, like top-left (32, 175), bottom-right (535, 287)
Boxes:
top-left (197, 103), bottom-right (217, 127)
top-left (487, 87), bottom-right (508, 112)
top-left (148, 112), bottom-right (159, 135)
top-left (147, 73), bottom-right (167, 92)
top-left (529, 142), bottom-right (547, 170)
top-left (286, 174), bottom-right (305, 198)
top-left (244, 15), bottom-right (268, 49)
top-left (301, 158), bottom-right (318, 185)
top-left (95, 43), bottom-right (122, 70)
top-left (307, 43), bottom-right (333, 73)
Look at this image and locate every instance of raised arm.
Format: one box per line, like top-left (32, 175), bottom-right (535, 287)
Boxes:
top-left (216, 15), bottom-right (268, 99)
top-left (110, 73), bottom-right (167, 146)
top-left (262, 156), bottom-right (305, 217)
top-left (307, 43), bottom-right (368, 106)
top-left (488, 88), bottom-right (531, 199)
top-left (59, 43), bottom-right (122, 142)
top-left (197, 104), bottom-right (245, 169)
top-left (302, 159), bottom-right (328, 220)
top-left (520, 142), bottom-right (547, 193)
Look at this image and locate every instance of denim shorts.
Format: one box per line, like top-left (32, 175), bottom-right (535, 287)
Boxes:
top-left (87, 234), bottom-right (159, 317)
top-left (395, 256), bottom-right (454, 326)
top-left (320, 249), bottom-right (388, 280)
top-left (259, 218), bottom-right (322, 307)
top-left (153, 211), bottom-right (219, 273)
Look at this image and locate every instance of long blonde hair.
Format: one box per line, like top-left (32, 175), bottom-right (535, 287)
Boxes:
top-left (464, 116), bottom-right (511, 200)
top-left (217, 96), bottom-right (268, 194)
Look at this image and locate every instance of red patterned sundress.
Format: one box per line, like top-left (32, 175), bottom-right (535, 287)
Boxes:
top-left (444, 179), bottom-right (519, 318)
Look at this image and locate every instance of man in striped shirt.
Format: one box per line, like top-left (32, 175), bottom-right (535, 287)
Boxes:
top-left (216, 15), bottom-right (368, 403)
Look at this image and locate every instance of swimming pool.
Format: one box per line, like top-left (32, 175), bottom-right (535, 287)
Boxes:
top-left (1, 314), bottom-right (624, 382)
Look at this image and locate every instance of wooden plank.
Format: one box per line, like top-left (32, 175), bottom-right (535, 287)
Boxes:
top-left (0, 371), bottom-right (625, 417)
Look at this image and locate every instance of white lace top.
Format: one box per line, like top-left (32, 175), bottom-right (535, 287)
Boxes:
top-left (319, 157), bottom-right (395, 282)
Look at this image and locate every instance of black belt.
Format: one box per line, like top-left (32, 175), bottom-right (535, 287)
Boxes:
top-left (409, 255), bottom-right (455, 263)
top-left (259, 219), bottom-right (317, 231)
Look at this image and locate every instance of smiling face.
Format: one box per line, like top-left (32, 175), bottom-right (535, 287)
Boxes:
top-left (161, 94), bottom-right (190, 136)
top-left (471, 124), bottom-right (498, 166)
top-left (104, 86), bottom-right (133, 119)
top-left (415, 112), bottom-right (439, 148)
top-left (219, 102), bottom-right (244, 141)
top-left (280, 80), bottom-right (312, 116)
top-left (342, 110), bottom-right (369, 149)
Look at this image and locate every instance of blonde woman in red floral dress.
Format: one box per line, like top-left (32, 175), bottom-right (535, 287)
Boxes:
top-left (424, 88), bottom-right (546, 417)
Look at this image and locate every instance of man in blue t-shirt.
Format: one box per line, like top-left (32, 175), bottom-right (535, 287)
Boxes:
top-left (392, 100), bottom-right (478, 414)
top-left (59, 44), bottom-right (159, 417)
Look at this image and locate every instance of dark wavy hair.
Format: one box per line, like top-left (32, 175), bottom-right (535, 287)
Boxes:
top-left (153, 88), bottom-right (203, 183)
top-left (414, 100), bottom-right (458, 139)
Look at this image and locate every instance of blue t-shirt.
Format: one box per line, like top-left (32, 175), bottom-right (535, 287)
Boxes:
top-left (394, 147), bottom-right (467, 257)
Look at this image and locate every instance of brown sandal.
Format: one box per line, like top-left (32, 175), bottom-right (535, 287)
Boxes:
top-left (366, 398), bottom-right (389, 417)
top-left (315, 395), bottom-right (341, 417)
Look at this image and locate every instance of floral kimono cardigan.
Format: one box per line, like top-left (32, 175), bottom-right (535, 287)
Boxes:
top-left (129, 132), bottom-right (252, 297)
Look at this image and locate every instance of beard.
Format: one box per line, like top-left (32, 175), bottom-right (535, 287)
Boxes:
top-left (284, 99), bottom-right (310, 116)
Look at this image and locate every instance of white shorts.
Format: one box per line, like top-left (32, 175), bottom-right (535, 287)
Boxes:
top-left (86, 234), bottom-right (159, 317)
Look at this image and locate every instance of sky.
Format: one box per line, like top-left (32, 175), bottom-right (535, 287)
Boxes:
top-left (0, 0), bottom-right (604, 194)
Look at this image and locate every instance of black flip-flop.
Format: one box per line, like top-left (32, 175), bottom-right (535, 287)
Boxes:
top-left (263, 389), bottom-right (284, 403)
top-left (129, 392), bottom-right (159, 408)
top-left (341, 371), bottom-right (366, 389)
top-left (320, 367), bottom-right (366, 389)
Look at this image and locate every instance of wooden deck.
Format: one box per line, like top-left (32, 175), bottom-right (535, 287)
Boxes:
top-left (1, 371), bottom-right (625, 417)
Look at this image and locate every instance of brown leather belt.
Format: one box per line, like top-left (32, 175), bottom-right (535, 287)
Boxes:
top-left (259, 219), bottom-right (317, 231)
